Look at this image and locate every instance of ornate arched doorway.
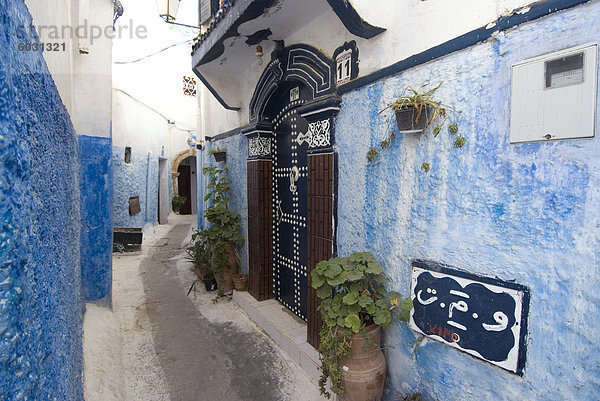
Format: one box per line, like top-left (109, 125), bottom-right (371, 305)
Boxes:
top-left (171, 149), bottom-right (197, 215)
top-left (243, 44), bottom-right (341, 346)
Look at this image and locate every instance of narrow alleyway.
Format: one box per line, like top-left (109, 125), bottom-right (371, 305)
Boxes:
top-left (84, 215), bottom-right (324, 401)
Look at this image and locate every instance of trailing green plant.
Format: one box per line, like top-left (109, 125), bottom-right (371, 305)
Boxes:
top-left (172, 195), bottom-right (187, 211)
top-left (198, 166), bottom-right (244, 281)
top-left (369, 82), bottom-right (465, 172)
top-left (366, 146), bottom-right (380, 162)
top-left (380, 82), bottom-right (450, 128)
top-left (311, 252), bottom-right (412, 398)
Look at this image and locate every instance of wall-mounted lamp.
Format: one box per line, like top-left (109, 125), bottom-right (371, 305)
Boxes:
top-left (157, 0), bottom-right (178, 22)
top-left (157, 0), bottom-right (201, 29)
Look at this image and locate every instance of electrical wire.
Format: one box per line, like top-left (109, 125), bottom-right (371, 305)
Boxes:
top-left (114, 38), bottom-right (196, 64)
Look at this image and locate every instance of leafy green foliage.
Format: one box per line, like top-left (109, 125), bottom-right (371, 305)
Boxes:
top-left (381, 82), bottom-right (447, 129)
top-left (311, 252), bottom-right (412, 398)
top-left (195, 166), bottom-right (244, 279)
top-left (208, 147), bottom-right (226, 155)
top-left (172, 195), bottom-right (187, 210)
top-left (373, 82), bottom-right (467, 172)
top-left (448, 122), bottom-right (458, 134)
top-left (185, 231), bottom-right (211, 274)
top-left (366, 146), bottom-right (379, 162)
top-left (453, 135), bottom-right (467, 148)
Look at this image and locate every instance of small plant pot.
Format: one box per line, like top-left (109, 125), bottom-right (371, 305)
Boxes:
top-left (233, 274), bottom-right (248, 291)
top-left (394, 106), bottom-right (431, 133)
top-left (212, 151), bottom-right (226, 162)
top-left (202, 275), bottom-right (218, 292)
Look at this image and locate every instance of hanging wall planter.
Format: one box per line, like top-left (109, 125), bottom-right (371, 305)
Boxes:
top-left (368, 82), bottom-right (466, 167)
top-left (394, 105), bottom-right (432, 133)
top-left (209, 148), bottom-right (227, 162)
top-left (212, 151), bottom-right (226, 162)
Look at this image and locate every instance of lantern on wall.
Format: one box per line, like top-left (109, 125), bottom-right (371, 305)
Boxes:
top-left (157, 0), bottom-right (201, 29)
top-left (157, 0), bottom-right (180, 22)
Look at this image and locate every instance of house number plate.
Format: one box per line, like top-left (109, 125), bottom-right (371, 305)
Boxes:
top-left (409, 262), bottom-right (529, 374)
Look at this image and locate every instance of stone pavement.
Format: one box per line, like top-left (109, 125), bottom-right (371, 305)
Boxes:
top-left (84, 214), bottom-right (325, 401)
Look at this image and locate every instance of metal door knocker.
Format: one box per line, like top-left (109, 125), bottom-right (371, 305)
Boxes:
top-left (289, 166), bottom-right (299, 194)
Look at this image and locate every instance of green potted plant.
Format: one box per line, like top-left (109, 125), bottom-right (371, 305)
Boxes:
top-left (369, 82), bottom-right (466, 171)
top-left (199, 166), bottom-right (244, 294)
top-left (172, 195), bottom-right (187, 213)
top-left (380, 82), bottom-right (449, 134)
top-left (310, 252), bottom-right (412, 400)
top-left (209, 147), bottom-right (227, 163)
top-left (185, 230), bottom-right (217, 291)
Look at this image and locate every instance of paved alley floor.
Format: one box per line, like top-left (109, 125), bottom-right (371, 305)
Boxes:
top-left (83, 214), bottom-right (325, 401)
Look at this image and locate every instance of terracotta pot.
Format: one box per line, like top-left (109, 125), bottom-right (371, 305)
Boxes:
top-left (213, 242), bottom-right (238, 293)
top-left (338, 324), bottom-right (386, 401)
top-left (233, 274), bottom-right (248, 291)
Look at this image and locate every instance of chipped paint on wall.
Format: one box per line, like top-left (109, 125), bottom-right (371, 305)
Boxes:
top-left (0, 1), bottom-right (85, 398)
top-left (335, 2), bottom-right (600, 400)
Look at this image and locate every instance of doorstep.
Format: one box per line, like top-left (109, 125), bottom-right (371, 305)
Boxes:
top-left (233, 291), bottom-right (321, 385)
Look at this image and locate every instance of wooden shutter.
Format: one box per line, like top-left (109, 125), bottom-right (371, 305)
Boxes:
top-left (247, 160), bottom-right (273, 301)
top-left (306, 153), bottom-right (334, 348)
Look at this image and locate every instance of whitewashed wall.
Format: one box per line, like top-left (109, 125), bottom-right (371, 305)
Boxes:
top-left (112, 0), bottom-right (201, 227)
top-left (24, 0), bottom-right (76, 114)
top-left (112, 0), bottom-right (200, 157)
top-left (199, 0), bottom-right (538, 136)
top-left (25, 0), bottom-right (112, 138)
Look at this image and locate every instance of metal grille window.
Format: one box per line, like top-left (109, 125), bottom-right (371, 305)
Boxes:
top-left (183, 76), bottom-right (197, 97)
top-left (199, 0), bottom-right (221, 24)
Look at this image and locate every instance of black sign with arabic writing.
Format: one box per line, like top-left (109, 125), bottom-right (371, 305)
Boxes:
top-left (409, 262), bottom-right (529, 374)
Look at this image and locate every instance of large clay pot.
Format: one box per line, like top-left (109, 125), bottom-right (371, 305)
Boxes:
top-left (338, 324), bottom-right (386, 401)
top-left (213, 242), bottom-right (238, 293)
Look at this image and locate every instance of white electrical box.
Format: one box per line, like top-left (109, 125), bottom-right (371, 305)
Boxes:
top-left (510, 43), bottom-right (598, 143)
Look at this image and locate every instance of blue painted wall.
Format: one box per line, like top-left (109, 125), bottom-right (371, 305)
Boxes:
top-left (0, 1), bottom-right (85, 399)
top-left (204, 137), bottom-right (249, 274)
top-left (112, 146), bottom-right (159, 229)
top-left (334, 3), bottom-right (600, 401)
top-left (79, 135), bottom-right (113, 302)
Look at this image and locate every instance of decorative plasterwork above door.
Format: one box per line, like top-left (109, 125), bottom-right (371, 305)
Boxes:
top-left (191, 0), bottom-right (384, 110)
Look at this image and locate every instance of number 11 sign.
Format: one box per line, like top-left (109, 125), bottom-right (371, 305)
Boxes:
top-left (336, 49), bottom-right (352, 85)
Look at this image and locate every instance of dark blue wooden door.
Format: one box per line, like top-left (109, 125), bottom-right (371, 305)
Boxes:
top-left (271, 85), bottom-right (310, 320)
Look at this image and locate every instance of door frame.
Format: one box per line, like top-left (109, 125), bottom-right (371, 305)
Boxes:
top-left (243, 44), bottom-right (342, 347)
